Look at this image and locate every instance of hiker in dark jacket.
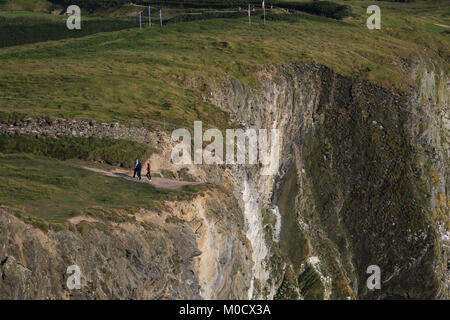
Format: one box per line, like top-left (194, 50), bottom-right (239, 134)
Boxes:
top-left (146, 162), bottom-right (152, 181)
top-left (133, 158), bottom-right (138, 178)
top-left (133, 158), bottom-right (142, 180)
top-left (136, 161), bottom-right (142, 180)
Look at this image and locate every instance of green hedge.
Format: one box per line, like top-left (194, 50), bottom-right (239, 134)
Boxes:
top-left (277, 1), bottom-right (352, 20)
top-left (48, 0), bottom-right (268, 9)
top-left (47, 0), bottom-right (351, 20)
top-left (0, 15), bottom-right (136, 48)
top-left (140, 0), bottom-right (267, 8)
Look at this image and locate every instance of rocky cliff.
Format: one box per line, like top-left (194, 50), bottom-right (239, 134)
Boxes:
top-left (0, 186), bottom-right (253, 299)
top-left (0, 60), bottom-right (448, 299)
top-left (206, 60), bottom-right (449, 299)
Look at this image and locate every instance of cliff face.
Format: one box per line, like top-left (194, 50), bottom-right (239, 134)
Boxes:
top-left (0, 186), bottom-right (253, 299)
top-left (0, 61), bottom-right (448, 300)
top-left (1, 204), bottom-right (204, 300)
top-left (207, 61), bottom-right (449, 299)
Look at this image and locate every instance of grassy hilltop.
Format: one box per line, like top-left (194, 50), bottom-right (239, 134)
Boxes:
top-left (0, 0), bottom-right (448, 129)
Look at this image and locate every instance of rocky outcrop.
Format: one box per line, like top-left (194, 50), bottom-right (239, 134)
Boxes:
top-left (0, 184), bottom-right (253, 299)
top-left (1, 204), bottom-right (203, 300)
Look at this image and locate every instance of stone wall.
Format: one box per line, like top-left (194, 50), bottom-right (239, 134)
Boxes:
top-left (0, 117), bottom-right (166, 147)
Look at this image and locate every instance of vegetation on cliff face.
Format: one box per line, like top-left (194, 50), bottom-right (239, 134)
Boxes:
top-left (300, 70), bottom-right (446, 298)
top-left (276, 163), bottom-right (308, 269)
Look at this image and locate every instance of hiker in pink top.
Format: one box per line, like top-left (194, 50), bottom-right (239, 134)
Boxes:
top-left (146, 162), bottom-right (152, 181)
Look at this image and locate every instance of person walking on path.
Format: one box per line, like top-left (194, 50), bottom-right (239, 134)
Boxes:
top-left (133, 158), bottom-right (142, 180)
top-left (146, 162), bottom-right (152, 181)
top-left (133, 158), bottom-right (138, 178)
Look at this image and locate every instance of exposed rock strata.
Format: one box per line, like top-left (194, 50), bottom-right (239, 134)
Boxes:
top-left (206, 61), bottom-right (449, 299)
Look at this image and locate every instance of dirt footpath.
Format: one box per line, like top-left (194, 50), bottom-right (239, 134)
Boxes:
top-left (82, 166), bottom-right (203, 190)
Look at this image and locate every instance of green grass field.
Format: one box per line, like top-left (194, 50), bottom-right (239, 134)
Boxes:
top-left (0, 1), bottom-right (448, 130)
top-left (0, 153), bottom-right (203, 221)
